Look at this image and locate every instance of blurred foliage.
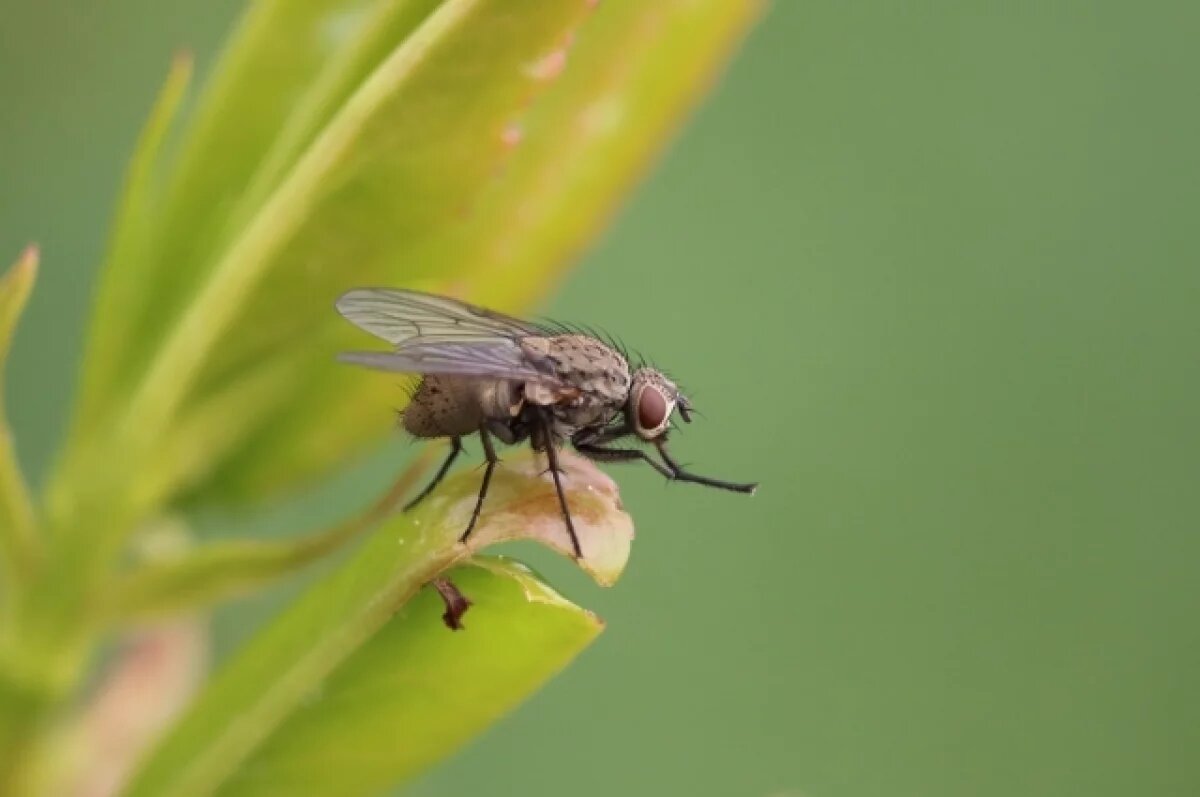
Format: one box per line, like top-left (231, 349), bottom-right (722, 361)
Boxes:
top-left (0, 247), bottom-right (39, 583)
top-left (0, 1), bottom-right (757, 795)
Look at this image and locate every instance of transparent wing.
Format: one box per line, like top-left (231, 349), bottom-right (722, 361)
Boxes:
top-left (335, 288), bottom-right (539, 346)
top-left (336, 288), bottom-right (558, 382)
top-left (338, 342), bottom-right (550, 380)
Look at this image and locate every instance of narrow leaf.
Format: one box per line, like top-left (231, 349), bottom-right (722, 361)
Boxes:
top-left (73, 1), bottom-right (394, 425)
top-left (72, 52), bottom-right (193, 438)
top-left (63, 0), bottom-right (598, 519)
top-left (190, 0), bottom-right (763, 504)
top-left (123, 451), bottom-right (631, 797)
top-left (214, 557), bottom-right (599, 797)
top-left (456, 0), bottom-right (766, 298)
top-left (48, 621), bottom-right (207, 797)
top-left (107, 448), bottom-right (439, 622)
top-left (0, 245), bottom-right (40, 578)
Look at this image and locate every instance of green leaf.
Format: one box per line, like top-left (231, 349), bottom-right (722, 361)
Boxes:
top-left (215, 557), bottom-right (597, 797)
top-left (0, 245), bottom-right (43, 796)
top-left (123, 451), bottom-right (631, 797)
top-left (105, 449), bottom-right (440, 622)
top-left (0, 245), bottom-right (40, 581)
top-left (52, 0), bottom-right (603, 532)
top-left (70, 53), bottom-right (192, 440)
top-left (451, 0), bottom-right (766, 297)
top-left (54, 0), bottom-right (761, 527)
top-left (72, 1), bottom-right (404, 430)
top-left (197, 0), bottom-right (764, 504)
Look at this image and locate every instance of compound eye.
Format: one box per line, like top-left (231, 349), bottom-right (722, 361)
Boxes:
top-left (636, 385), bottom-right (670, 436)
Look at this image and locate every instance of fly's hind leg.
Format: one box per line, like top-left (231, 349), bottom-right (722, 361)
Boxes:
top-left (460, 426), bottom-right (499, 544)
top-left (404, 436), bottom-right (463, 512)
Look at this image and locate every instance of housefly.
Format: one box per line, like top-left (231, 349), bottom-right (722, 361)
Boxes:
top-left (336, 288), bottom-right (757, 559)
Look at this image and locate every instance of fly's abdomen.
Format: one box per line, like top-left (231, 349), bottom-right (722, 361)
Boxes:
top-left (402, 375), bottom-right (523, 438)
top-left (402, 376), bottom-right (485, 438)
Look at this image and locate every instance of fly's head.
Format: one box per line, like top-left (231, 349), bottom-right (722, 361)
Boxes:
top-left (627, 367), bottom-right (691, 441)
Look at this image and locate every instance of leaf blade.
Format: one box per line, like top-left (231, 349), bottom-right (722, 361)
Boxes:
top-left (106, 448), bottom-right (439, 623)
top-left (123, 452), bottom-right (631, 797)
top-left (70, 53), bottom-right (193, 438)
top-left (98, 0), bottom-right (597, 511)
top-left (214, 557), bottom-right (600, 797)
top-left (190, 0), bottom-right (763, 504)
top-left (77, 0), bottom-right (408, 419)
top-left (0, 246), bottom-right (40, 578)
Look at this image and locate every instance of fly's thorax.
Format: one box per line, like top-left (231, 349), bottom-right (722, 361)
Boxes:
top-left (518, 334), bottom-right (630, 436)
top-left (519, 334), bottom-right (631, 404)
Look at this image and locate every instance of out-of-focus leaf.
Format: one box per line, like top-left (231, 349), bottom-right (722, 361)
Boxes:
top-left (214, 558), bottom-right (597, 797)
top-left (53, 0), bottom-right (599, 529)
top-left (70, 54), bottom-right (192, 440)
top-left (0, 245), bottom-right (40, 581)
top-left (191, 0), bottom-right (764, 504)
top-left (71, 1), bottom-right (410, 431)
top-left (160, 0), bottom-right (596, 500)
top-left (106, 447), bottom-right (438, 622)
top-left (0, 246), bottom-right (43, 796)
top-left (52, 0), bottom-right (438, 520)
top-left (47, 621), bottom-right (207, 797)
top-left (456, 0), bottom-right (765, 296)
top-left (123, 452), bottom-right (630, 797)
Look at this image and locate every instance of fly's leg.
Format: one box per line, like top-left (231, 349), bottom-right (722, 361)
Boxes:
top-left (573, 441), bottom-right (674, 478)
top-left (430, 576), bottom-right (472, 631)
top-left (405, 437), bottom-right (463, 511)
top-left (573, 430), bottom-right (758, 495)
top-left (460, 426), bottom-right (499, 544)
top-left (654, 440), bottom-right (758, 494)
top-left (539, 409), bottom-right (583, 558)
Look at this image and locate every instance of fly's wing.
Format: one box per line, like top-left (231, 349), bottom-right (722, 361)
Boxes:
top-left (336, 288), bottom-right (538, 345)
top-left (336, 288), bottom-right (556, 383)
top-left (338, 342), bottom-right (546, 379)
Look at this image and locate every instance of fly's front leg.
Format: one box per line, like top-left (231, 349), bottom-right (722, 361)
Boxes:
top-left (655, 439), bottom-right (758, 494)
top-left (574, 429), bottom-right (758, 494)
top-left (460, 426), bottom-right (500, 544)
top-left (581, 420), bottom-right (635, 446)
top-left (573, 440), bottom-right (674, 479)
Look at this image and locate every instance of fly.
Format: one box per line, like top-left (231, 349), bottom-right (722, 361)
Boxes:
top-left (335, 288), bottom-right (757, 560)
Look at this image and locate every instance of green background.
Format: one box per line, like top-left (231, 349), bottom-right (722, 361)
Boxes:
top-left (3, 2), bottom-right (1198, 796)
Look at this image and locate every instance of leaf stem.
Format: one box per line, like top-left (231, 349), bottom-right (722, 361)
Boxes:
top-left (108, 446), bottom-right (440, 622)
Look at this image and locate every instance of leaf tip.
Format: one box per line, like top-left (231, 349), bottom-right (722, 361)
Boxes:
top-left (427, 450), bottom-right (634, 588)
top-left (170, 49), bottom-right (195, 76)
top-left (2, 244), bottom-right (38, 320)
top-left (12, 243), bottom-right (39, 281)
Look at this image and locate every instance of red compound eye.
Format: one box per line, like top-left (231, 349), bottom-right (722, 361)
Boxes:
top-left (637, 386), bottom-right (668, 433)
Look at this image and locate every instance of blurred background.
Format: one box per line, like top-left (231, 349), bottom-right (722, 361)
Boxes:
top-left (3, 2), bottom-right (1199, 796)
